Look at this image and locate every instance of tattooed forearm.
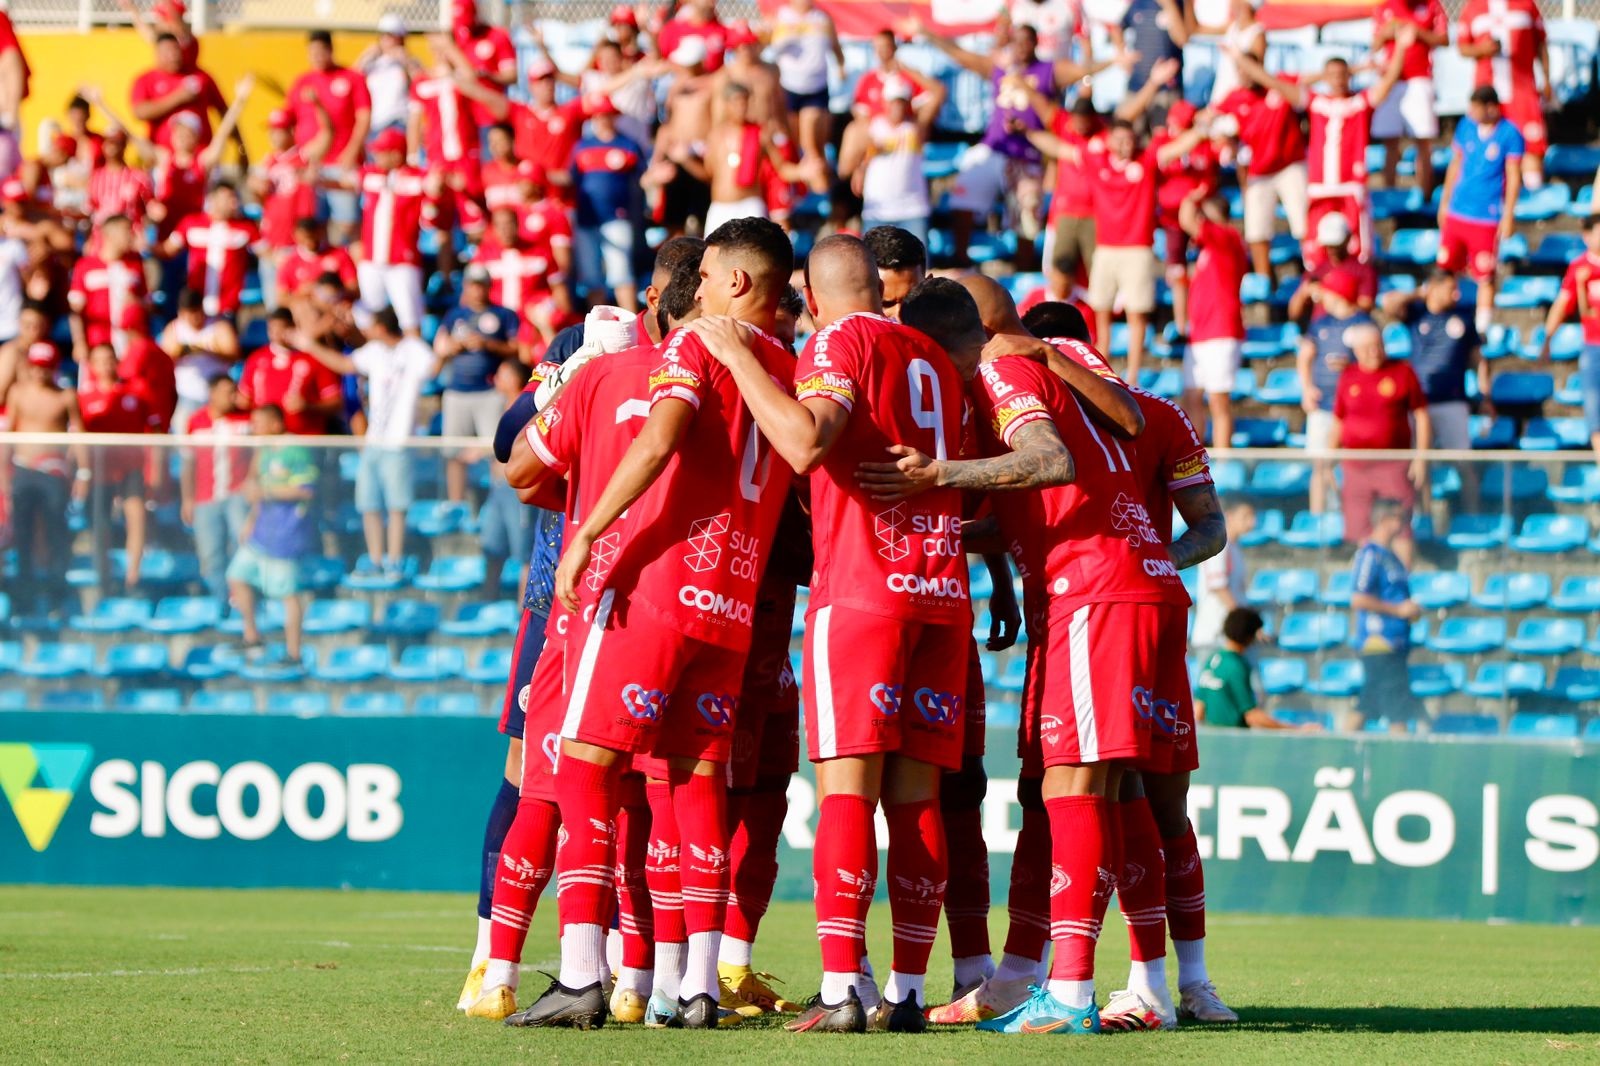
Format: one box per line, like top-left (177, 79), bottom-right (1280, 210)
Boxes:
top-left (1169, 483), bottom-right (1227, 570)
top-left (936, 422), bottom-right (1076, 491)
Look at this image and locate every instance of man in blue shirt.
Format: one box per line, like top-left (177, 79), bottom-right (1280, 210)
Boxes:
top-left (1349, 497), bottom-right (1424, 733)
top-left (1296, 268), bottom-right (1374, 513)
top-left (1436, 86), bottom-right (1524, 333)
top-left (435, 264), bottom-right (520, 501)
top-left (572, 98), bottom-right (645, 311)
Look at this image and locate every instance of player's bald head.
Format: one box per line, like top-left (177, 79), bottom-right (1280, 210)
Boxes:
top-left (958, 274), bottom-right (1026, 336)
top-left (803, 234), bottom-right (883, 323)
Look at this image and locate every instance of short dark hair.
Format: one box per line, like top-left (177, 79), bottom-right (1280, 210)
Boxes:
top-left (900, 276), bottom-right (985, 353)
top-left (489, 122), bottom-right (514, 140)
top-left (778, 284), bottom-right (804, 319)
top-left (210, 179), bottom-right (239, 197)
top-left (1021, 300), bottom-right (1091, 343)
top-left (314, 270), bottom-right (347, 292)
top-left (704, 216), bottom-right (794, 293)
top-left (1425, 267), bottom-right (1458, 288)
top-left (253, 402), bottom-right (286, 423)
top-left (268, 307), bottom-right (296, 326)
top-left (659, 251), bottom-right (705, 329)
top-left (371, 306), bottom-right (402, 337)
top-left (1222, 607), bottom-right (1265, 646)
top-left (177, 289), bottom-right (206, 312)
top-left (68, 95), bottom-right (89, 113)
top-left (101, 213), bottom-right (131, 230)
top-left (1584, 214), bottom-right (1600, 233)
top-left (308, 29), bottom-right (333, 47)
top-left (294, 216), bottom-right (322, 234)
top-left (1109, 117), bottom-right (1136, 134)
top-left (1470, 85), bottom-right (1499, 106)
top-left (863, 225), bottom-right (926, 273)
top-left (207, 370), bottom-right (235, 390)
top-left (1070, 96), bottom-right (1098, 118)
top-left (1325, 55), bottom-right (1349, 69)
top-left (155, 32), bottom-right (178, 46)
top-left (653, 235), bottom-right (706, 285)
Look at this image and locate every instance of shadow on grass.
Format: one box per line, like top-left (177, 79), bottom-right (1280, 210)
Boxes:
top-left (1222, 1006), bottom-right (1600, 1036)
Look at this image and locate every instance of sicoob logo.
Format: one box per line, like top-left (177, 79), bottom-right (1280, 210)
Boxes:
top-left (913, 687), bottom-right (961, 726)
top-left (620, 684), bottom-right (669, 721)
top-left (869, 683), bottom-right (902, 717)
top-left (695, 693), bottom-right (736, 727)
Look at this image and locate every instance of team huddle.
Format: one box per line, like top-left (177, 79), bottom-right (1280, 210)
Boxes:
top-left (454, 217), bottom-right (1234, 1035)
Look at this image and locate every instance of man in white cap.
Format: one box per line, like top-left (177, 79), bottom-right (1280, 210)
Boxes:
top-left (1288, 211), bottom-right (1378, 324)
top-left (358, 15), bottom-right (424, 140)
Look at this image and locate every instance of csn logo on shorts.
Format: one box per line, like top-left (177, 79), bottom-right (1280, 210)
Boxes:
top-left (913, 688), bottom-right (961, 727)
top-left (695, 693), bottom-right (736, 728)
top-left (1131, 686), bottom-right (1178, 735)
top-left (620, 684), bottom-right (670, 722)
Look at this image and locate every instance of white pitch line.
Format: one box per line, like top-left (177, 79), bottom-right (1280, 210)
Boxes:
top-left (0, 965), bottom-right (275, 980)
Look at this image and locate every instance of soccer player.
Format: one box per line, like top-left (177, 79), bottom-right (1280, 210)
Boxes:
top-left (508, 218), bottom-right (797, 1030)
top-left (875, 278), bottom-right (1190, 1035)
top-left (1436, 86), bottom-right (1524, 333)
top-left (862, 224), bottom-right (926, 321)
top-left (688, 234), bottom-right (971, 1032)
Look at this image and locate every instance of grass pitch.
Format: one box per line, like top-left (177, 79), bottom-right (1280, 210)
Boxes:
top-left (2, 886), bottom-right (1597, 1064)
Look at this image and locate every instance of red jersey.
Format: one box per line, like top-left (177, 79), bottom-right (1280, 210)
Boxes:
top-left (971, 355), bottom-right (1188, 613)
top-left (1334, 360), bottom-right (1426, 449)
top-left (286, 66), bottom-right (371, 162)
top-left (453, 23), bottom-right (518, 125)
top-left (257, 148), bottom-right (318, 249)
top-left (509, 99), bottom-right (588, 180)
top-left (187, 407), bottom-right (252, 502)
top-left (0, 12), bottom-right (29, 102)
top-left (1128, 386), bottom-right (1211, 543)
top-left (277, 245), bottom-right (358, 300)
top-left (518, 196), bottom-right (575, 254)
top-left (238, 344), bottom-right (343, 435)
top-left (411, 74), bottom-right (479, 165)
top-left (853, 70), bottom-right (931, 118)
top-left (1458, 0), bottom-right (1544, 106)
top-left (794, 312), bottom-right (970, 625)
top-left (1377, 0), bottom-right (1448, 80)
top-left (1189, 219), bottom-right (1249, 343)
top-left (357, 165), bottom-right (427, 267)
top-left (1216, 85), bottom-right (1308, 178)
top-left (1047, 113), bottom-right (1106, 221)
top-left (657, 16), bottom-right (728, 72)
top-left (152, 153), bottom-right (208, 240)
top-left (87, 164), bottom-right (153, 227)
top-left (129, 67), bottom-right (227, 149)
top-left (173, 214), bottom-right (259, 316)
top-left (482, 158), bottom-right (537, 214)
top-left (473, 234), bottom-right (558, 313)
top-left (118, 333), bottom-right (179, 429)
top-left (1306, 90), bottom-right (1374, 197)
top-left (1305, 257), bottom-right (1379, 318)
top-left (599, 326), bottom-right (796, 651)
top-left (1152, 130), bottom-right (1220, 219)
top-left (1560, 252), bottom-right (1600, 345)
top-left (1089, 146), bottom-right (1159, 248)
top-left (78, 380), bottom-right (151, 475)
top-left (68, 253), bottom-right (147, 347)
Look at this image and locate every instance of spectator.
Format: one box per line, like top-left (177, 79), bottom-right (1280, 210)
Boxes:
top-left (116, 307), bottom-right (178, 435)
top-left (863, 224), bottom-right (926, 320)
top-left (657, 0), bottom-right (729, 75)
top-left (358, 15), bottom-right (422, 137)
top-left (77, 343), bottom-right (150, 590)
top-left (1437, 86), bottom-right (1523, 333)
top-left (1179, 194), bottom-right (1248, 448)
top-left (0, 203), bottom-right (26, 343)
top-left (1332, 323), bottom-right (1431, 564)
top-left (238, 307), bottom-right (343, 436)
top-left (1192, 0), bottom-right (1264, 106)
top-left (480, 122), bottom-right (537, 220)
top-left (182, 373), bottom-right (251, 603)
top-left (1033, 97), bottom-right (1104, 304)
top-left (1211, 58), bottom-right (1309, 280)
top-left (1371, 0), bottom-right (1448, 196)
top-left (582, 37), bottom-right (660, 149)
top-left (1111, 0), bottom-right (1190, 124)
top-left (1190, 498), bottom-right (1256, 657)
top-left (226, 403), bottom-right (316, 664)
top-left (645, 40), bottom-right (717, 238)
top-left (350, 127), bottom-right (427, 333)
top-left (1538, 214), bottom-right (1600, 459)
top-left (851, 29), bottom-right (942, 124)
top-left (67, 213), bottom-right (146, 363)
top-left (1148, 97), bottom-right (1220, 338)
top-left (437, 264), bottom-right (519, 501)
top-left (997, 0), bottom-right (1081, 62)
top-left (287, 31), bottom-right (371, 181)
top-left (1196, 607), bottom-right (1308, 730)
top-left (119, 0), bottom-right (199, 70)
top-left (2, 340), bottom-right (84, 616)
top-left (410, 35), bottom-right (497, 257)
top-left (160, 288), bottom-right (241, 431)
top-left (251, 108), bottom-right (329, 307)
top-left (1297, 270), bottom-right (1374, 513)
top-left (478, 359), bottom-right (535, 596)
top-left (1456, 0), bottom-right (1549, 189)
top-left (506, 58), bottom-right (591, 192)
top-left (675, 81), bottom-right (825, 232)
top-left (165, 179), bottom-right (260, 319)
top-left (0, 3), bottom-right (30, 176)
top-left (839, 75), bottom-right (944, 247)
top-left (1349, 497), bottom-right (1425, 734)
top-left (769, 0), bottom-right (843, 162)
top-left (473, 207), bottom-right (571, 342)
top-left (571, 98), bottom-right (644, 311)
top-left (129, 32), bottom-right (237, 154)
top-left (83, 125), bottom-right (153, 229)
top-left (295, 307), bottom-right (438, 576)
top-left (1287, 213), bottom-right (1378, 324)
top-left (275, 217), bottom-right (357, 309)
top-left (449, 0), bottom-right (518, 123)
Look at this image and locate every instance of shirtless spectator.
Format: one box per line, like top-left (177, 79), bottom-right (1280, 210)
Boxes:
top-left (674, 81), bottom-right (825, 232)
top-left (646, 37), bottom-right (719, 236)
top-left (161, 288), bottom-right (241, 430)
top-left (2, 341), bottom-right (86, 616)
top-left (717, 21), bottom-right (786, 131)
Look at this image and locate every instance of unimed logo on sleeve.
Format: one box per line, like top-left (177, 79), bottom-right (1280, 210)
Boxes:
top-left (0, 743), bottom-right (95, 852)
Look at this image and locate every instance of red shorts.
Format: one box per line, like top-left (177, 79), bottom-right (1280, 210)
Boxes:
top-left (1133, 609), bottom-right (1200, 775)
top-left (1019, 600), bottom-right (1167, 774)
top-left (1305, 195), bottom-right (1370, 265)
top-left (802, 604), bottom-right (969, 772)
top-left (729, 581), bottom-right (801, 790)
top-left (562, 589), bottom-right (747, 774)
top-left (1503, 92), bottom-right (1548, 157)
top-left (1161, 221), bottom-right (1190, 271)
top-left (1437, 215), bottom-right (1500, 281)
top-left (964, 637), bottom-right (987, 758)
top-left (518, 633), bottom-right (567, 804)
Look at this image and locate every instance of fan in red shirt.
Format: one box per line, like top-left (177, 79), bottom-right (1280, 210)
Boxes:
top-left (165, 182), bottom-right (260, 318)
top-left (1031, 97), bottom-right (1105, 299)
top-left (237, 308), bottom-right (344, 435)
top-left (128, 33), bottom-right (234, 151)
top-left (1178, 197), bottom-right (1248, 449)
top-left (275, 218), bottom-right (358, 305)
top-left (1211, 74), bottom-right (1309, 278)
top-left (250, 108), bottom-right (327, 263)
top-left (68, 214), bottom-right (146, 357)
top-left (1457, 0), bottom-right (1550, 182)
top-left (85, 129), bottom-right (153, 228)
top-left (851, 29), bottom-right (940, 121)
top-left (481, 123), bottom-right (539, 216)
top-left (78, 343), bottom-right (153, 588)
top-left (115, 306), bottom-right (179, 433)
top-left (474, 207), bottom-right (570, 327)
top-left (450, 0), bottom-right (518, 124)
top-left (506, 60), bottom-right (591, 191)
top-left (1149, 100), bottom-right (1219, 336)
top-left (410, 38), bottom-right (504, 237)
top-left (286, 31), bottom-right (372, 174)
top-left (145, 74), bottom-right (251, 244)
top-left (351, 128), bottom-right (427, 333)
top-left (656, 0), bottom-right (729, 74)
top-left (1371, 0), bottom-right (1450, 194)
top-left (184, 374), bottom-right (253, 601)
top-left (1331, 322), bottom-right (1432, 553)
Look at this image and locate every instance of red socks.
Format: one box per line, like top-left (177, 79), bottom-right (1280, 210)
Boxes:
top-left (885, 798), bottom-right (947, 978)
top-left (1045, 794), bottom-right (1110, 983)
top-left (813, 793), bottom-right (876, 974)
top-left (670, 767), bottom-right (729, 935)
top-left (941, 803), bottom-right (991, 959)
top-left (1002, 804), bottom-right (1051, 963)
top-left (725, 783), bottom-right (787, 944)
top-left (1116, 799), bottom-right (1168, 963)
top-left (614, 797), bottom-right (655, 969)
top-left (487, 796), bottom-right (559, 962)
top-left (643, 779), bottom-right (686, 946)
top-left (553, 755), bottom-right (619, 930)
top-left (1164, 820), bottom-right (1206, 942)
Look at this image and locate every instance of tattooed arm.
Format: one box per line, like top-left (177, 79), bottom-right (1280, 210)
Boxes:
top-left (1169, 481), bottom-right (1227, 571)
top-left (856, 421), bottom-right (1075, 502)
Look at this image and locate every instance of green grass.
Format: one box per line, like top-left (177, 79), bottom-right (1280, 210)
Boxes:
top-left (2, 886), bottom-right (1598, 1064)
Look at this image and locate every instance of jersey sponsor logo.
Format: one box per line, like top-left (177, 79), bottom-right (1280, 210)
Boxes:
top-left (540, 732), bottom-right (560, 770)
top-left (893, 873), bottom-right (947, 899)
top-left (1143, 558), bottom-right (1180, 578)
top-left (586, 531), bottom-right (621, 590)
top-left (688, 841), bottom-right (728, 872)
top-left (1111, 492), bottom-right (1162, 548)
top-left (873, 503), bottom-right (911, 562)
top-left (1132, 686), bottom-right (1179, 735)
top-left (912, 687), bottom-right (961, 726)
top-left (885, 573), bottom-right (967, 598)
top-left (648, 361), bottom-right (699, 395)
top-left (977, 361), bottom-right (1012, 396)
top-left (869, 682), bottom-right (903, 717)
top-left (990, 394), bottom-right (1049, 438)
top-left (533, 405), bottom-right (561, 437)
top-left (684, 513), bottom-right (729, 573)
top-left (1052, 577), bottom-right (1070, 595)
top-left (620, 683), bottom-right (669, 721)
top-left (1049, 862), bottom-right (1070, 895)
top-left (499, 853), bottom-right (546, 889)
top-left (794, 370), bottom-right (855, 404)
top-left (677, 585), bottom-right (754, 624)
top-left (695, 692), bottom-right (736, 728)
top-left (1171, 453), bottom-right (1208, 484)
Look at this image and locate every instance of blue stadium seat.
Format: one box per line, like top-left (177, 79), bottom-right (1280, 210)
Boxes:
top-left (99, 643), bottom-right (170, 680)
top-left (143, 597), bottom-right (223, 635)
top-left (1409, 662), bottom-right (1464, 698)
top-left (241, 318), bottom-right (269, 350)
top-left (415, 556), bottom-right (488, 593)
top-left (1494, 275), bottom-right (1560, 309)
top-left (390, 646), bottom-right (467, 683)
top-left (1238, 509), bottom-right (1283, 547)
top-left (1268, 233), bottom-right (1300, 266)
top-left (406, 500), bottom-right (472, 537)
top-left (1471, 572), bottom-right (1552, 611)
top-left (1555, 372), bottom-right (1585, 407)
top-left (1481, 465), bottom-right (1548, 501)
top-left (73, 598), bottom-right (153, 633)
top-left (1552, 576), bottom-right (1600, 613)
top-left (300, 557), bottom-right (348, 592)
top-left (1432, 713), bottom-right (1500, 736)
top-left (1480, 325), bottom-right (1518, 362)
top-left (1246, 568), bottom-right (1318, 607)
top-left (188, 690), bottom-right (258, 714)
top-left (1545, 144), bottom-right (1600, 178)
top-left (1519, 417), bottom-right (1592, 450)
top-left (1380, 321), bottom-right (1412, 359)
top-left (1259, 658), bottom-right (1307, 695)
top-left (1426, 616), bottom-right (1507, 655)
top-left (373, 601), bottom-right (442, 639)
top-left (122, 688), bottom-right (183, 713)
top-left (464, 647), bottom-right (514, 685)
top-left (1530, 231), bottom-right (1587, 269)
top-left (38, 689), bottom-right (107, 712)
top-left (1307, 659), bottom-right (1364, 697)
top-left (1587, 718), bottom-right (1600, 741)
top-left (1239, 272), bottom-right (1272, 304)
top-left (1444, 513), bottom-right (1512, 551)
top-left (1510, 514), bottom-right (1589, 553)
top-left (440, 601), bottom-right (522, 638)
top-left (1229, 418), bottom-right (1288, 447)
top-left (1248, 461), bottom-right (1311, 498)
top-left (1507, 713), bottom-right (1579, 740)
top-left (1548, 667), bottom-right (1600, 702)
top-left (1471, 415), bottom-right (1519, 449)
top-left (312, 644), bottom-right (391, 684)
top-left (341, 555), bottom-right (419, 592)
top-left (181, 646), bottom-right (242, 681)
top-left (1410, 571), bottom-right (1470, 610)
top-left (266, 692), bottom-right (332, 716)
top-left (968, 565), bottom-right (995, 600)
top-left (1241, 324), bottom-right (1297, 361)
top-left (995, 656), bottom-right (1026, 694)
top-left (1496, 232), bottom-right (1529, 264)
top-left (1465, 661), bottom-right (1545, 699)
top-left (1505, 617), bottom-right (1585, 656)
top-left (1273, 709), bottom-right (1336, 730)
top-left (1519, 324), bottom-right (1585, 362)
top-left (219, 600), bottom-right (285, 636)
top-left (237, 646), bottom-right (313, 683)
top-left (1548, 466), bottom-right (1600, 508)
top-left (1210, 459), bottom-right (1246, 494)
top-left (1369, 186), bottom-right (1420, 220)
top-left (1381, 228), bottom-right (1439, 266)
top-left (1255, 367), bottom-right (1303, 407)
top-left (1320, 571), bottom-right (1353, 607)
top-left (303, 599), bottom-right (373, 636)
top-left (1512, 184), bottom-right (1571, 222)
top-left (1276, 612), bottom-right (1348, 652)
top-left (414, 693), bottom-right (483, 717)
top-left (1489, 371), bottom-right (1554, 407)
top-left (339, 692), bottom-right (408, 716)
top-left (1279, 511), bottom-right (1343, 549)
top-left (1430, 465), bottom-right (1462, 501)
top-left (19, 642), bottom-right (95, 679)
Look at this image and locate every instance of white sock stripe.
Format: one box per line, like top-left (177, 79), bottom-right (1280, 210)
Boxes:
top-left (490, 911), bottom-right (532, 930)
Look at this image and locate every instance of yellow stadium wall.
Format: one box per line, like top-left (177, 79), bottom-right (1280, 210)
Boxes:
top-left (19, 29), bottom-right (439, 165)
